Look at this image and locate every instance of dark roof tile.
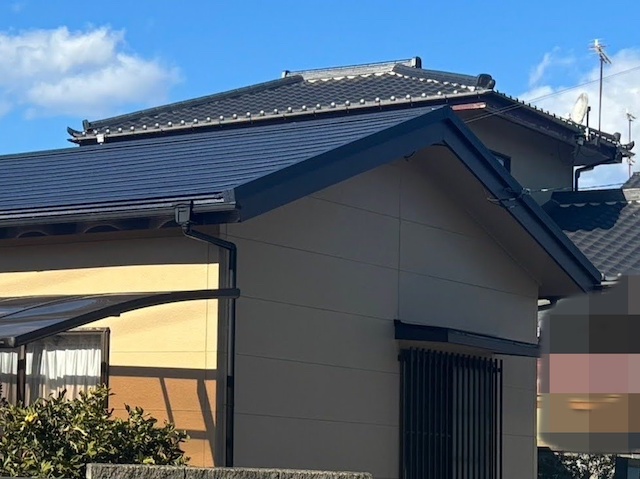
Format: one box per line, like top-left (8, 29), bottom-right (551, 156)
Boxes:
top-left (623, 172), bottom-right (640, 189)
top-left (545, 188), bottom-right (640, 276)
top-left (81, 59), bottom-right (492, 135)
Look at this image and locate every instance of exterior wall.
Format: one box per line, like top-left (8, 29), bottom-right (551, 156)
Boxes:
top-left (466, 115), bottom-right (575, 204)
top-left (224, 156), bottom-right (539, 479)
top-left (0, 232), bottom-right (224, 467)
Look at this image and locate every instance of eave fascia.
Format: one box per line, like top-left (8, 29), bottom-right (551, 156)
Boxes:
top-left (483, 92), bottom-right (620, 164)
top-left (0, 195), bottom-right (238, 240)
top-left (440, 111), bottom-right (603, 293)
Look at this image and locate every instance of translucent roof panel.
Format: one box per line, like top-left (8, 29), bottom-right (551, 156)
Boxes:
top-left (0, 288), bottom-right (239, 348)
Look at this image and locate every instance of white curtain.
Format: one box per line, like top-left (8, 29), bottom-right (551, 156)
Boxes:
top-left (0, 333), bottom-right (102, 405)
top-left (26, 334), bottom-right (102, 403)
top-left (0, 349), bottom-right (18, 403)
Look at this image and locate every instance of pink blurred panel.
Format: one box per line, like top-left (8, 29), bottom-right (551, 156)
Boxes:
top-left (549, 354), bottom-right (589, 393)
top-left (628, 355), bottom-right (640, 393)
top-left (588, 354), bottom-right (629, 393)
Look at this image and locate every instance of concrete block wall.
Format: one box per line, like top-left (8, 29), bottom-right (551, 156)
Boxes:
top-left (86, 464), bottom-right (372, 479)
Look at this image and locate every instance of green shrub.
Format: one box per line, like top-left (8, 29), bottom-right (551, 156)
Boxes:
top-left (0, 386), bottom-right (188, 479)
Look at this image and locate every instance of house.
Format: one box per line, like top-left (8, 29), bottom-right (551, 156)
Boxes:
top-left (536, 175), bottom-right (640, 454)
top-left (0, 57), bottom-right (622, 479)
top-left (544, 173), bottom-right (640, 278)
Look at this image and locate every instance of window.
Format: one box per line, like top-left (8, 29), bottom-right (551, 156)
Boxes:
top-left (0, 329), bottom-right (109, 405)
top-left (400, 348), bottom-right (503, 479)
top-left (491, 151), bottom-right (511, 173)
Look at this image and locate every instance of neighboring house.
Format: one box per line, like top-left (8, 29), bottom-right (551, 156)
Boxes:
top-left (537, 174), bottom-right (640, 453)
top-left (545, 173), bottom-right (640, 278)
top-left (0, 57), bottom-right (620, 479)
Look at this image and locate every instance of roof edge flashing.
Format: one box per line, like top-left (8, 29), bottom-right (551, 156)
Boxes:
top-left (394, 320), bottom-right (539, 357)
top-left (439, 111), bottom-right (602, 293)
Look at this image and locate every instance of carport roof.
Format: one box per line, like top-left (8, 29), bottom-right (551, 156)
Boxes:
top-left (0, 288), bottom-right (240, 348)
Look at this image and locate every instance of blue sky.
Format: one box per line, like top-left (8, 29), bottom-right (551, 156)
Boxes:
top-left (2, 0), bottom-right (640, 187)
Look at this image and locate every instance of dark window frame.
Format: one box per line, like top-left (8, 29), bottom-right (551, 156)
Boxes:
top-left (14, 328), bottom-right (110, 405)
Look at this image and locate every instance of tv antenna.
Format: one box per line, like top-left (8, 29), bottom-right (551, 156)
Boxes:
top-left (626, 109), bottom-right (636, 178)
top-left (570, 93), bottom-right (589, 124)
top-left (590, 39), bottom-right (612, 133)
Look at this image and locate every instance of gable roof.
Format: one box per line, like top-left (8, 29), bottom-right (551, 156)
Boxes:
top-left (0, 104), bottom-right (602, 295)
top-left (69, 57), bottom-right (623, 163)
top-left (544, 174), bottom-right (640, 277)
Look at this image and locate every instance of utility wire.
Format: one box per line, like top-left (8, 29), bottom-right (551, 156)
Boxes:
top-left (486, 181), bottom-right (629, 207)
top-left (463, 63), bottom-right (640, 125)
top-left (523, 181), bottom-right (626, 193)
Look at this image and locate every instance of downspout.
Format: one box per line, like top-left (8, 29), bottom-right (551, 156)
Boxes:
top-left (174, 204), bottom-right (237, 467)
top-left (573, 146), bottom-right (624, 191)
top-left (573, 165), bottom-right (594, 191)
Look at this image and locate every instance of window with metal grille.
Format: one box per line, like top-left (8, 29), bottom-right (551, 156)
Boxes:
top-left (400, 348), bottom-right (503, 479)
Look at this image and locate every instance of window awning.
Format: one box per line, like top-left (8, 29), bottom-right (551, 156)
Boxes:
top-left (394, 319), bottom-right (539, 357)
top-left (0, 288), bottom-right (240, 348)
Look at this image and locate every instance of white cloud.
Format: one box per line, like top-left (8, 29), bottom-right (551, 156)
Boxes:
top-left (528, 48), bottom-right (576, 87)
top-left (529, 52), bottom-right (554, 87)
top-left (0, 26), bottom-right (180, 119)
top-left (521, 48), bottom-right (640, 188)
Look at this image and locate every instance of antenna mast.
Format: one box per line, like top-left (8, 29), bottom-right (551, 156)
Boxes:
top-left (627, 110), bottom-right (636, 178)
top-left (591, 39), bottom-right (612, 133)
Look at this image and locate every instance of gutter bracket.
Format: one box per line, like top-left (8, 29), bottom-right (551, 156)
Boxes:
top-left (174, 202), bottom-right (195, 230)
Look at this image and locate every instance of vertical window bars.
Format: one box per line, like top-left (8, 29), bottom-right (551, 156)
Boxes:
top-left (400, 348), bottom-right (503, 479)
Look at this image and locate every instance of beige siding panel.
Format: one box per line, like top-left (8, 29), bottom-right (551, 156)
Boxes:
top-left (398, 271), bottom-right (536, 342)
top-left (89, 301), bottom-right (210, 353)
top-left (227, 196), bottom-right (400, 269)
top-left (467, 116), bottom-right (574, 204)
top-left (502, 434), bottom-right (536, 479)
top-left (310, 163), bottom-right (402, 218)
top-left (235, 297), bottom-right (397, 373)
top-left (234, 413), bottom-right (397, 478)
top-left (399, 219), bottom-right (537, 297)
top-left (503, 385), bottom-right (536, 437)
top-left (500, 355), bottom-right (537, 391)
top-left (109, 351), bottom-right (207, 369)
top-left (229, 154), bottom-right (540, 477)
top-left (234, 237), bottom-right (399, 320)
top-left (0, 263), bottom-right (209, 295)
top-left (108, 376), bottom-right (216, 413)
top-left (0, 235), bottom-right (211, 277)
top-left (235, 355), bottom-right (399, 427)
top-left (205, 300), bottom-right (220, 353)
top-left (398, 159), bottom-right (485, 238)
